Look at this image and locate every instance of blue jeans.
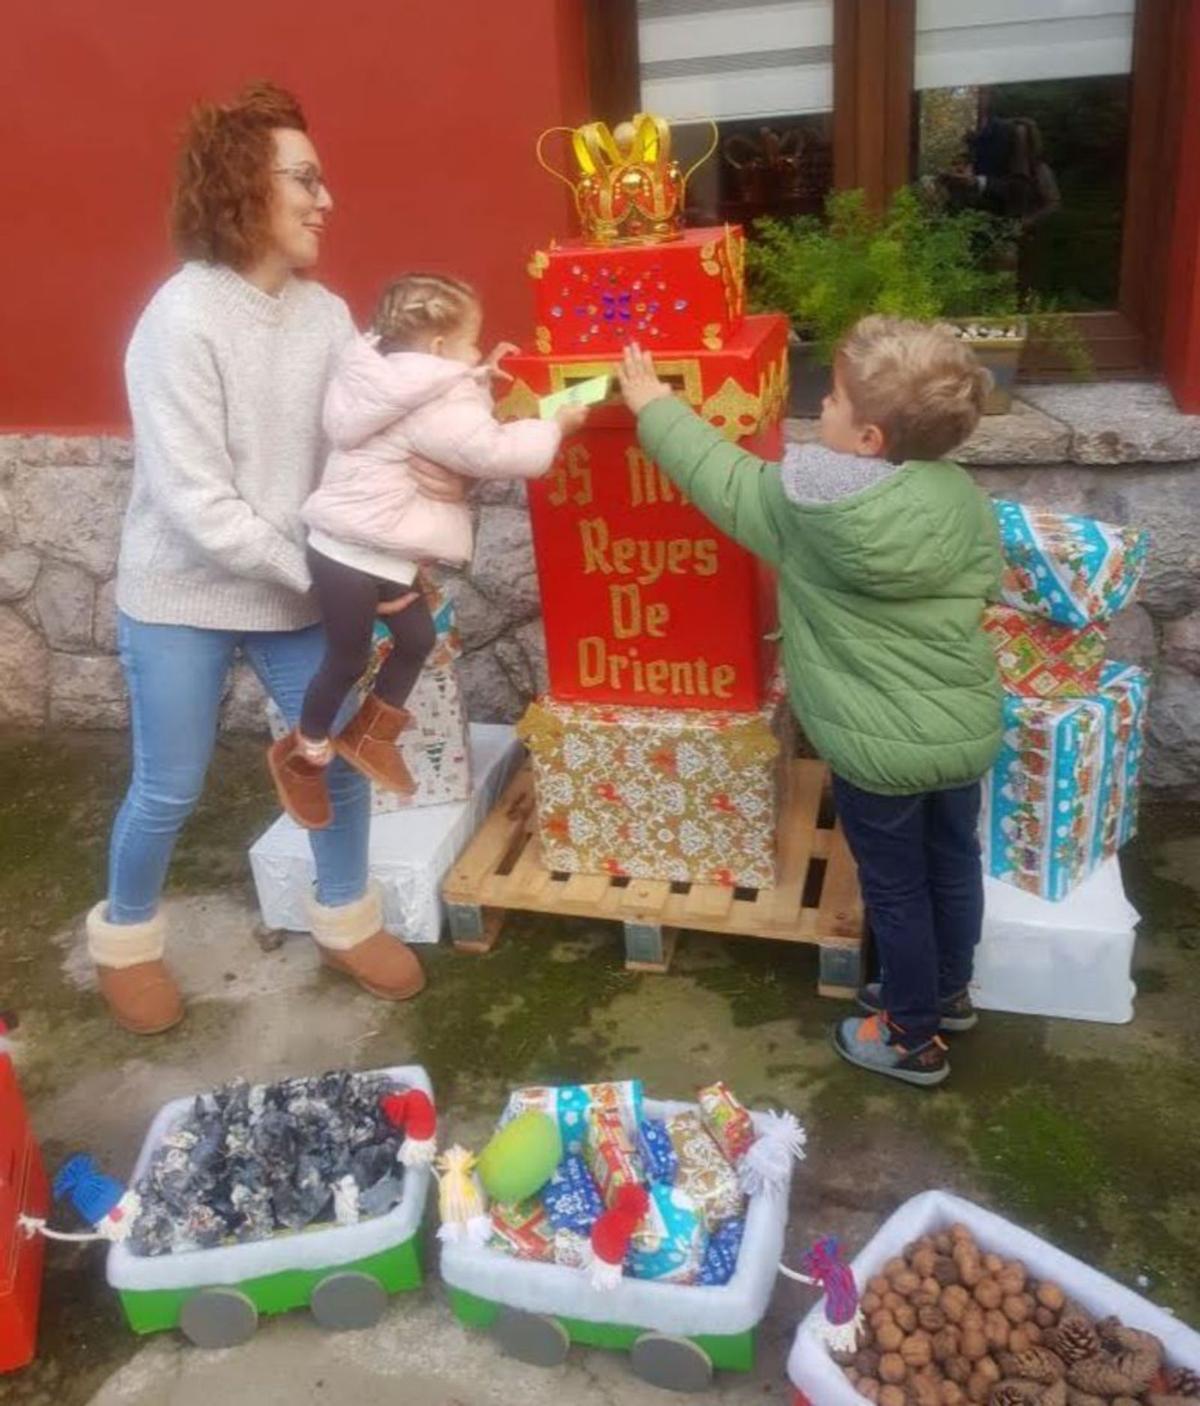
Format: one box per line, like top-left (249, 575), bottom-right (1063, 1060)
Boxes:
top-left (107, 612), bottom-right (370, 923)
top-left (832, 775), bottom-right (984, 1046)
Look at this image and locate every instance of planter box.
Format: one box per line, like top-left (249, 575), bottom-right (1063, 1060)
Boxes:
top-left (953, 318), bottom-right (1027, 415)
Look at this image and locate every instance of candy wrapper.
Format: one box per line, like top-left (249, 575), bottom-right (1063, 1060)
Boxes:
top-left (665, 1111), bottom-right (744, 1230)
top-left (552, 1228), bottom-right (593, 1270)
top-left (994, 500), bottom-right (1149, 629)
top-left (488, 1198), bottom-right (555, 1262)
top-left (542, 1154), bottom-right (604, 1235)
top-left (983, 605), bottom-right (1107, 699)
top-left (699, 1216), bottom-right (746, 1287)
top-left (628, 1182), bottom-right (707, 1285)
top-left (637, 1118), bottom-right (679, 1185)
top-left (585, 1108), bottom-right (645, 1208)
top-left (502, 1081), bottom-right (644, 1158)
top-left (698, 1081), bottom-right (755, 1165)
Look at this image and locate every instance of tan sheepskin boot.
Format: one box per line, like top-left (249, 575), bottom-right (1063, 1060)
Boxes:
top-left (86, 904), bottom-right (184, 1035)
top-left (307, 883), bottom-right (425, 1001)
top-left (332, 694), bottom-right (416, 794)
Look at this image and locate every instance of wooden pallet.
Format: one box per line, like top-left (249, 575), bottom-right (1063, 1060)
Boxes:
top-left (441, 758), bottom-right (865, 997)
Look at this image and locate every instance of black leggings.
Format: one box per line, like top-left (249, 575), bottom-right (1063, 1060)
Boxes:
top-left (300, 547), bottom-right (437, 740)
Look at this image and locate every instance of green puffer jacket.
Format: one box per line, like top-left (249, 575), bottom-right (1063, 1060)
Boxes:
top-left (638, 398), bottom-right (1003, 795)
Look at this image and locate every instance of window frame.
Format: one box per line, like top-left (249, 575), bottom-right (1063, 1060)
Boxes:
top-left (584, 0), bottom-right (1188, 377)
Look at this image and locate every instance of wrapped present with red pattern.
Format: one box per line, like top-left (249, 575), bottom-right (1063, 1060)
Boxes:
top-left (698, 1081), bottom-right (756, 1165)
top-left (585, 1108), bottom-right (645, 1208)
top-left (488, 1198), bottom-right (555, 1262)
top-left (983, 605), bottom-right (1107, 699)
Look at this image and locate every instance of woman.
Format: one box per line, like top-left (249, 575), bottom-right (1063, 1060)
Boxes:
top-left (88, 82), bottom-right (428, 1034)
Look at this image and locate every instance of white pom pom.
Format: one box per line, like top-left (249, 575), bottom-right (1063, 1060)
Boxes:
top-left (739, 1111), bottom-right (807, 1197)
top-left (399, 1135), bottom-right (437, 1168)
top-left (465, 1213), bottom-right (492, 1247)
top-left (821, 1309), bottom-right (864, 1355)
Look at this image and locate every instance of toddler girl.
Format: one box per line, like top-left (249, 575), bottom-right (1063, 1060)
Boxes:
top-left (269, 272), bottom-right (586, 827)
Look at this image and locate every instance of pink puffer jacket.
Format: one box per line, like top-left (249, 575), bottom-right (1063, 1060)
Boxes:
top-left (303, 335), bottom-right (561, 565)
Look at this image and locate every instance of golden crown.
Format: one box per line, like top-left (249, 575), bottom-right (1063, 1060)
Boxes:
top-left (537, 113), bottom-right (717, 246)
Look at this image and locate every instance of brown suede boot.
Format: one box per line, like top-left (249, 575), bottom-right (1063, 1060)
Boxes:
top-left (308, 886), bottom-right (426, 1001)
top-left (332, 694), bottom-right (416, 794)
top-left (268, 731), bottom-right (333, 829)
top-left (87, 904), bottom-right (184, 1035)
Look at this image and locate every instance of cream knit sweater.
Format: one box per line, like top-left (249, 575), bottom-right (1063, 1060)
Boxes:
top-left (117, 262), bottom-right (354, 631)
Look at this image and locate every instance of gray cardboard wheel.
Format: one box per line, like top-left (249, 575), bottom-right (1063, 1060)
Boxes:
top-left (179, 1287), bottom-right (259, 1349)
top-left (630, 1333), bottom-right (714, 1393)
top-left (493, 1307), bottom-right (570, 1367)
top-left (310, 1271), bottom-right (388, 1331)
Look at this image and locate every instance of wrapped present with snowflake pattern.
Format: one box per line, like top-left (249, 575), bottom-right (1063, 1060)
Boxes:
top-left (993, 500), bottom-right (1149, 629)
top-left (515, 677), bottom-right (792, 889)
top-left (981, 661), bottom-right (1149, 901)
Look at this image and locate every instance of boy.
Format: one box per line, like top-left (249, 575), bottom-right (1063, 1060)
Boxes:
top-left (617, 316), bottom-right (1003, 1087)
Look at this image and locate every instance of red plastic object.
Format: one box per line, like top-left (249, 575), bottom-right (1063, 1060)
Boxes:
top-left (500, 312), bottom-right (788, 712)
top-left (529, 224), bottom-right (747, 356)
top-left (0, 1030), bottom-right (47, 1373)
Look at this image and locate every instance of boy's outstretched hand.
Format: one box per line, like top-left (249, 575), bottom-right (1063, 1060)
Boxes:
top-left (618, 344), bottom-right (673, 416)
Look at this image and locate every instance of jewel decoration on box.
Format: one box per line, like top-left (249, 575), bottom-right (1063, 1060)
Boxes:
top-left (982, 661), bottom-right (1148, 901)
top-left (536, 113), bottom-right (717, 246)
top-left (994, 500), bottom-right (1149, 629)
top-left (983, 605), bottom-right (1106, 699)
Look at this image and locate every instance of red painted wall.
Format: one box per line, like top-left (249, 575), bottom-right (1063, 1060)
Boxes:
top-left (0, 0), bottom-right (589, 431)
top-left (1163, 0), bottom-right (1200, 413)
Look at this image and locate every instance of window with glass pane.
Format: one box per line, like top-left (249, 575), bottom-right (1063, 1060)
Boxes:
top-left (914, 0), bottom-right (1135, 311)
top-left (636, 0), bottom-right (834, 225)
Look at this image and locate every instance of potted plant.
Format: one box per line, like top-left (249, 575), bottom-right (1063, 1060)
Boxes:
top-left (746, 187), bottom-right (1086, 416)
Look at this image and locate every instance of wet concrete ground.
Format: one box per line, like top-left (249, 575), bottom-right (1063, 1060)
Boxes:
top-left (0, 733), bottom-right (1196, 1404)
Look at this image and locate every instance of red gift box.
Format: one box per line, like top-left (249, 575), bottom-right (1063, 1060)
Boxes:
top-left (488, 1198), bottom-right (555, 1262)
top-left (983, 604), bottom-right (1107, 699)
top-left (1, 1034), bottom-right (47, 1374)
top-left (528, 224), bottom-right (746, 357)
top-left (585, 1108), bottom-right (644, 1208)
top-left (498, 312), bottom-right (789, 712)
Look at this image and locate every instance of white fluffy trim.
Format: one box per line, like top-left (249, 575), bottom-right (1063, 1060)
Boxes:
top-left (86, 903), bottom-right (166, 970)
top-left (307, 883), bottom-right (383, 952)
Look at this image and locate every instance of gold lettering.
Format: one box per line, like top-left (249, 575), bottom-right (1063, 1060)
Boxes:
top-left (625, 446), bottom-right (687, 507)
top-left (579, 518), bottom-right (612, 575)
top-left (666, 539), bottom-right (691, 574)
top-left (579, 636), bottom-right (606, 686)
top-left (711, 664), bottom-right (736, 700)
top-left (610, 584), bottom-right (641, 639)
top-left (645, 660), bottom-right (670, 694)
top-left (693, 539), bottom-right (719, 576)
top-left (612, 537), bottom-right (636, 574)
top-left (548, 445), bottom-right (593, 507)
top-left (636, 539), bottom-right (667, 586)
top-left (645, 601), bottom-right (669, 637)
top-left (669, 661), bottom-right (695, 695)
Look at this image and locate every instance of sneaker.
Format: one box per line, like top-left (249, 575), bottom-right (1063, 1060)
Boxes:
top-left (831, 1014), bottom-right (950, 1087)
top-left (856, 982), bottom-right (978, 1033)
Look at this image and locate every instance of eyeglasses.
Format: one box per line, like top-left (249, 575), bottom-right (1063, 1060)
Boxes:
top-left (273, 165), bottom-right (327, 199)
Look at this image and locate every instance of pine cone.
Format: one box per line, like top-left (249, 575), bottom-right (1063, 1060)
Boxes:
top-left (1049, 1313), bottom-right (1099, 1366)
top-left (1064, 1392), bottom-right (1105, 1406)
top-left (1169, 1367), bottom-right (1200, 1398)
top-left (1147, 1397), bottom-right (1200, 1406)
top-left (1098, 1322), bottom-right (1163, 1391)
top-left (997, 1347), bottom-right (1066, 1385)
top-left (1066, 1355), bottom-right (1138, 1397)
top-left (989, 1382), bottom-right (1044, 1406)
top-left (1040, 1381), bottom-right (1067, 1406)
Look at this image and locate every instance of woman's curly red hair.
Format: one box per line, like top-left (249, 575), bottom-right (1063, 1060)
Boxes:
top-left (171, 81), bottom-right (307, 269)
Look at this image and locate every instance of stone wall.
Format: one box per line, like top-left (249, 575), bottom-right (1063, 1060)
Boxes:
top-left (2, 381), bottom-right (1198, 795)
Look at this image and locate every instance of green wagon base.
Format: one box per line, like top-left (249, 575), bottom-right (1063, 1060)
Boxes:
top-left (447, 1285), bottom-right (757, 1375)
top-left (117, 1236), bottom-right (423, 1336)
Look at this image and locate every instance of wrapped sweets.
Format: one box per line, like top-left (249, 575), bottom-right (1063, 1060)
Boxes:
top-left (541, 1154), bottom-right (604, 1234)
top-left (552, 1228), bottom-right (593, 1269)
top-left (664, 1111), bottom-right (743, 1229)
top-left (488, 1198), bottom-right (555, 1262)
top-left (628, 1182), bottom-right (707, 1285)
top-left (698, 1081), bottom-right (756, 1165)
top-left (585, 1107), bottom-right (645, 1207)
top-left (699, 1216), bottom-right (745, 1287)
top-left (502, 1080), bottom-right (644, 1157)
top-left (637, 1117), bottom-right (679, 1185)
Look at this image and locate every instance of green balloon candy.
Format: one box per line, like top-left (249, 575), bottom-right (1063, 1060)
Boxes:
top-left (477, 1111), bottom-right (563, 1203)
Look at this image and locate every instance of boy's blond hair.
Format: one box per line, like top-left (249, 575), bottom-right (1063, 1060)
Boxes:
top-left (372, 272), bottom-right (478, 354)
top-left (836, 315), bottom-right (993, 462)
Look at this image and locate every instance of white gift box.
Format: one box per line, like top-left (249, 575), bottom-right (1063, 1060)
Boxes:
top-left (250, 724), bottom-right (522, 944)
top-left (974, 856), bottom-right (1139, 1024)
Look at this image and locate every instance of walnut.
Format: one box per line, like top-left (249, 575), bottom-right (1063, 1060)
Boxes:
top-left (950, 1223), bottom-right (974, 1246)
top-left (983, 1309), bottom-right (1010, 1351)
top-left (916, 1277), bottom-right (944, 1307)
top-left (1024, 1324), bottom-right (1044, 1346)
top-left (885, 1257), bottom-right (909, 1280)
top-left (1003, 1295), bottom-right (1032, 1326)
top-left (934, 1257), bottom-right (962, 1288)
top-left (967, 1371), bottom-right (992, 1403)
top-left (997, 1263), bottom-right (1027, 1297)
top-left (1034, 1308), bottom-right (1057, 1330)
top-left (942, 1286), bottom-right (971, 1323)
top-left (934, 1232), bottom-right (953, 1255)
top-left (920, 1306), bottom-right (948, 1333)
top-left (877, 1321), bottom-right (905, 1352)
top-left (901, 1332), bottom-right (934, 1369)
top-left (858, 1379), bottom-right (882, 1404)
top-left (870, 1275), bottom-right (892, 1298)
top-left (962, 1328), bottom-right (990, 1361)
top-left (885, 1291), bottom-right (907, 1313)
top-left (895, 1270), bottom-right (923, 1296)
top-left (1036, 1283), bottom-right (1065, 1313)
top-left (912, 1247), bottom-right (939, 1279)
top-left (941, 1384), bottom-right (965, 1406)
top-left (945, 1355), bottom-right (972, 1385)
top-left (895, 1304), bottom-right (919, 1334)
top-left (976, 1356), bottom-right (1002, 1385)
top-left (974, 1278), bottom-right (1004, 1311)
top-left (879, 1386), bottom-right (907, 1406)
top-left (984, 1254), bottom-right (1005, 1276)
top-left (871, 1308), bottom-right (896, 1334)
top-left (880, 1351), bottom-right (907, 1384)
top-left (1007, 1328), bottom-right (1034, 1357)
top-left (856, 1349), bottom-right (882, 1379)
top-left (932, 1326), bottom-right (961, 1363)
top-left (912, 1373), bottom-right (943, 1406)
top-left (863, 1291), bottom-right (884, 1315)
